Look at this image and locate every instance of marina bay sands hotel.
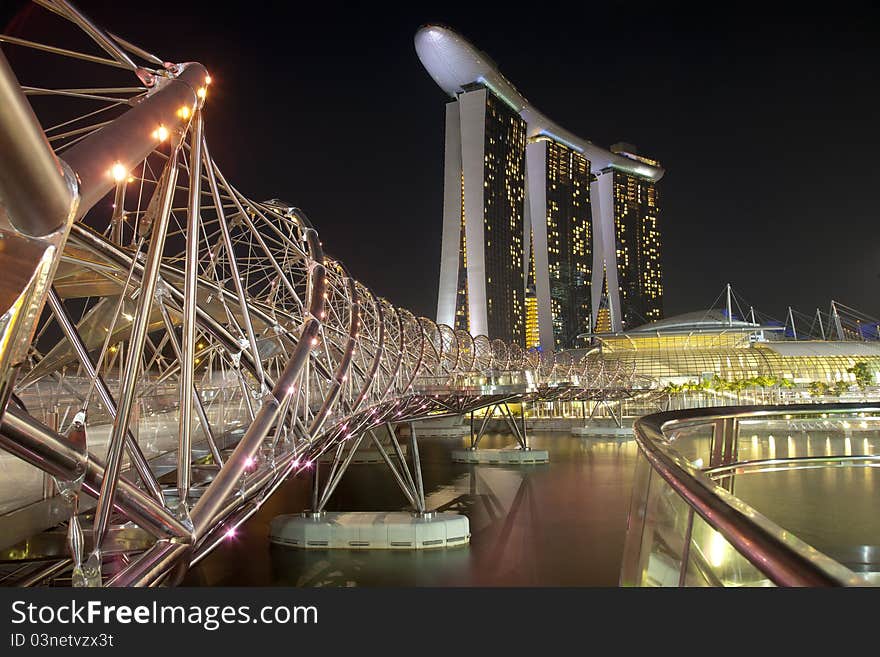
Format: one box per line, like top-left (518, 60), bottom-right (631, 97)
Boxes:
top-left (416, 25), bottom-right (665, 350)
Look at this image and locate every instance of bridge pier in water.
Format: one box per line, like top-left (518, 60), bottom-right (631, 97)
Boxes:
top-left (269, 421), bottom-right (470, 550)
top-left (571, 399), bottom-right (636, 437)
top-left (451, 402), bottom-right (550, 464)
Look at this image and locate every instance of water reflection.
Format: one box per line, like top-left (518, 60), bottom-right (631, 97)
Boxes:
top-left (184, 433), bottom-right (640, 587)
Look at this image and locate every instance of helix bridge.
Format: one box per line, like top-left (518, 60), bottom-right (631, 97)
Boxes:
top-left (0, 0), bottom-right (653, 587)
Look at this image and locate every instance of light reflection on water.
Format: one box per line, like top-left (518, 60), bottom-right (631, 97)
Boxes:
top-left (184, 433), bottom-right (640, 587)
top-left (683, 427), bottom-right (880, 573)
top-left (184, 427), bottom-right (880, 585)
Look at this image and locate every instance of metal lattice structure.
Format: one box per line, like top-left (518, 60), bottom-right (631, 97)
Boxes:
top-left (0, 1), bottom-right (648, 587)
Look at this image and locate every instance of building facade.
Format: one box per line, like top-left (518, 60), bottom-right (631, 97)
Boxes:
top-left (526, 137), bottom-right (593, 349)
top-left (437, 85), bottom-right (527, 344)
top-left (591, 144), bottom-right (664, 331)
top-left (418, 24), bottom-right (665, 350)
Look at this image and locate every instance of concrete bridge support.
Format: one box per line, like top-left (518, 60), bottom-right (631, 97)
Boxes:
top-left (269, 422), bottom-right (470, 549)
top-left (452, 403), bottom-right (549, 464)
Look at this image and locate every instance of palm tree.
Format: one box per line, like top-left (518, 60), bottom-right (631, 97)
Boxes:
top-left (808, 381), bottom-right (828, 398)
top-left (847, 361), bottom-right (873, 393)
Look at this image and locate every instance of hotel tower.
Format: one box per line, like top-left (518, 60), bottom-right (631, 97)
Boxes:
top-left (416, 25), bottom-right (665, 349)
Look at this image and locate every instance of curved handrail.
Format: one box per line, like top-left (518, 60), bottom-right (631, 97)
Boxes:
top-left (631, 402), bottom-right (876, 587)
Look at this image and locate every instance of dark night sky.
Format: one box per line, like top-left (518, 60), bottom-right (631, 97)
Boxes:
top-left (4, 1), bottom-right (880, 323)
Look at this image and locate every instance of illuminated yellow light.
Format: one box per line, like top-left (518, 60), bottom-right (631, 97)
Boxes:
top-left (707, 529), bottom-right (728, 568)
top-left (152, 125), bottom-right (169, 142)
top-left (177, 105), bottom-right (192, 120)
top-left (197, 86), bottom-right (207, 99)
top-left (110, 162), bottom-right (127, 182)
top-left (205, 74), bottom-right (212, 85)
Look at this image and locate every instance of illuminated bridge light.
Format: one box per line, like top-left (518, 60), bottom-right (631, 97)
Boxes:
top-left (110, 162), bottom-right (127, 182)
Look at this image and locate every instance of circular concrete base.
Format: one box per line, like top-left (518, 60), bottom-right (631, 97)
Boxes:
top-left (451, 448), bottom-right (550, 464)
top-left (269, 511), bottom-right (470, 550)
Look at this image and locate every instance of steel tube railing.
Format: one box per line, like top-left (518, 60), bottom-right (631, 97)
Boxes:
top-left (0, 405), bottom-right (190, 540)
top-left (62, 62), bottom-right (207, 216)
top-left (632, 402), bottom-right (876, 587)
top-left (0, 50), bottom-right (77, 237)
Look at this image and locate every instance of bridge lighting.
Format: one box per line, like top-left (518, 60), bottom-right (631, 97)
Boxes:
top-left (197, 86), bottom-right (207, 100)
top-left (205, 74), bottom-right (212, 85)
top-left (110, 162), bottom-right (127, 182)
top-left (177, 105), bottom-right (192, 120)
top-left (244, 456), bottom-right (255, 468)
top-left (225, 528), bottom-right (236, 539)
top-left (152, 125), bottom-right (169, 142)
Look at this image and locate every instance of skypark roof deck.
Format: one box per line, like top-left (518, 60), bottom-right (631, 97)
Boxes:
top-left (414, 24), bottom-right (665, 182)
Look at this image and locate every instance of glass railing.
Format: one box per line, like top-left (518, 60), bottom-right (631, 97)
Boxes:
top-left (621, 402), bottom-right (880, 586)
top-left (1, 378), bottom-right (249, 517)
top-left (412, 370), bottom-right (536, 393)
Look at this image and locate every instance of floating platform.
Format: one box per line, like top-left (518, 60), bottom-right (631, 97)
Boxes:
top-left (571, 426), bottom-right (633, 437)
top-left (269, 511), bottom-right (470, 550)
top-left (450, 448), bottom-right (549, 464)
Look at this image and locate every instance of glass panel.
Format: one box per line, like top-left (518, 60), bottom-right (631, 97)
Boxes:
top-left (668, 423), bottom-right (713, 467)
top-left (633, 471), bottom-right (691, 586)
top-left (619, 454), bottom-right (653, 586)
top-left (687, 514), bottom-right (775, 587)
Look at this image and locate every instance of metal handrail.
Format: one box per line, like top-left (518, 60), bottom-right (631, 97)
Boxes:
top-left (705, 455), bottom-right (880, 479)
top-left (633, 401), bottom-right (876, 586)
